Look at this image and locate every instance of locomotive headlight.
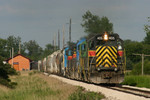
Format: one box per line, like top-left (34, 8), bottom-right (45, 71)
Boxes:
top-left (114, 68), bottom-right (118, 71)
top-left (118, 45), bottom-right (122, 50)
top-left (104, 34), bottom-right (108, 41)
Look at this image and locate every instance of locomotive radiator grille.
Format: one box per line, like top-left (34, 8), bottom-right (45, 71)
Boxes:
top-left (96, 46), bottom-right (117, 68)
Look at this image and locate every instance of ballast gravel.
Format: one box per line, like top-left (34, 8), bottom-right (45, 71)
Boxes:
top-left (49, 74), bottom-right (149, 100)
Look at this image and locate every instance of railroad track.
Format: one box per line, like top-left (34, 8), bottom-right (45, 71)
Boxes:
top-left (107, 85), bottom-right (150, 98)
top-left (44, 73), bottom-right (150, 98)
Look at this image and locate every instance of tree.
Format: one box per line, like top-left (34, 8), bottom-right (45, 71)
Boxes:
top-left (0, 57), bottom-right (17, 88)
top-left (24, 40), bottom-right (43, 61)
top-left (124, 40), bottom-right (144, 70)
top-left (5, 36), bottom-right (26, 58)
top-left (6, 36), bottom-right (21, 54)
top-left (144, 17), bottom-right (150, 44)
top-left (81, 10), bottom-right (113, 35)
top-left (0, 38), bottom-right (8, 58)
top-left (43, 43), bottom-right (54, 57)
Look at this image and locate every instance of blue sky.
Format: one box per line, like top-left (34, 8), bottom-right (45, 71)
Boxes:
top-left (0, 0), bottom-right (150, 48)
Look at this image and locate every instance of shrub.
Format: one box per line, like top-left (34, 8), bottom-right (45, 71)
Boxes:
top-left (121, 76), bottom-right (137, 86)
top-left (122, 75), bottom-right (150, 88)
top-left (131, 60), bottom-right (150, 75)
top-left (68, 87), bottom-right (104, 100)
top-left (28, 70), bottom-right (40, 76)
top-left (0, 57), bottom-right (18, 88)
top-left (0, 78), bottom-right (17, 89)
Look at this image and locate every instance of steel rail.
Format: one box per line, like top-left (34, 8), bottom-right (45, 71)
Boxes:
top-left (107, 86), bottom-right (150, 98)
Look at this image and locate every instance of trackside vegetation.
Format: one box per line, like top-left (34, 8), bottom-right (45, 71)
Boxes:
top-left (0, 72), bottom-right (61, 100)
top-left (68, 87), bottom-right (105, 100)
top-left (0, 57), bottom-right (18, 88)
top-left (0, 71), bottom-right (105, 100)
top-left (122, 75), bottom-right (150, 88)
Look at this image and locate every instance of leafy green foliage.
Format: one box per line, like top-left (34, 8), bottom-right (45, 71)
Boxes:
top-left (131, 60), bottom-right (150, 75)
top-left (6, 36), bottom-right (24, 56)
top-left (122, 75), bottom-right (150, 88)
top-left (124, 38), bottom-right (150, 71)
top-left (81, 10), bottom-right (113, 35)
top-left (144, 17), bottom-right (150, 44)
top-left (68, 87), bottom-right (104, 100)
top-left (24, 40), bottom-right (43, 61)
top-left (0, 57), bottom-right (17, 88)
top-left (0, 35), bottom-right (56, 61)
top-left (42, 43), bottom-right (56, 58)
top-left (124, 40), bottom-right (143, 70)
top-left (0, 39), bottom-right (8, 57)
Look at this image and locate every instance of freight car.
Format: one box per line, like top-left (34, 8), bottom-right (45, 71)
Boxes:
top-left (38, 32), bottom-right (126, 84)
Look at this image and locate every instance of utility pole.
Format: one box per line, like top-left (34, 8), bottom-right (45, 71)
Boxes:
top-left (58, 30), bottom-right (60, 49)
top-left (133, 53), bottom-right (150, 75)
top-left (69, 18), bottom-right (71, 43)
top-left (52, 39), bottom-right (54, 52)
top-left (12, 47), bottom-right (14, 68)
top-left (10, 49), bottom-right (11, 58)
top-left (54, 34), bottom-right (56, 51)
top-left (63, 25), bottom-right (65, 48)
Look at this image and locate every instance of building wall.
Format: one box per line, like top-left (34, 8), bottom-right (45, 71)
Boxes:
top-left (8, 55), bottom-right (30, 71)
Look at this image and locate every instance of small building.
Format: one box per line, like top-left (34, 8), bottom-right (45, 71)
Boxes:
top-left (6, 54), bottom-right (32, 71)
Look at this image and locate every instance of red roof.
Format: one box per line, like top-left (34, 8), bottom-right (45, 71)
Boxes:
top-left (5, 54), bottom-right (32, 62)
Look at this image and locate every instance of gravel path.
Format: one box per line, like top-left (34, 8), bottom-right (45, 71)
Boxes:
top-left (49, 74), bottom-right (150, 100)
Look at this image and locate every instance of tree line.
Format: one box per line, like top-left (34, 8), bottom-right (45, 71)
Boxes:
top-left (124, 17), bottom-right (150, 75)
top-left (0, 36), bottom-right (57, 61)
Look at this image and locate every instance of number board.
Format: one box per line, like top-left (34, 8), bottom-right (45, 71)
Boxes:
top-left (97, 36), bottom-right (115, 40)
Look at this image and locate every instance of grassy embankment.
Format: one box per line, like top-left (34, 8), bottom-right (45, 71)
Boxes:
top-left (0, 71), bottom-right (105, 100)
top-left (122, 74), bottom-right (150, 88)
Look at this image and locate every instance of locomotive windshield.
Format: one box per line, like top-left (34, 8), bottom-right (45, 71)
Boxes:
top-left (96, 40), bottom-right (117, 46)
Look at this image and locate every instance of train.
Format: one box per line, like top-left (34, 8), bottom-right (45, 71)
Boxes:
top-left (38, 32), bottom-right (126, 84)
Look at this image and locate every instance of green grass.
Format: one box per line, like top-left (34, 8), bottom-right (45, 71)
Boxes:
top-left (0, 74), bottom-right (60, 100)
top-left (68, 87), bottom-right (105, 100)
top-left (122, 75), bottom-right (150, 88)
top-left (28, 70), bottom-right (40, 76)
top-left (0, 71), bottom-right (105, 100)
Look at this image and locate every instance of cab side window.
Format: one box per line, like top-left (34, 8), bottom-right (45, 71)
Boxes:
top-left (89, 41), bottom-right (94, 49)
top-left (81, 44), bottom-right (86, 51)
top-left (68, 50), bottom-right (72, 56)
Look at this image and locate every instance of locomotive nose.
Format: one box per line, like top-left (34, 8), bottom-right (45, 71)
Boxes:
top-left (96, 46), bottom-right (117, 68)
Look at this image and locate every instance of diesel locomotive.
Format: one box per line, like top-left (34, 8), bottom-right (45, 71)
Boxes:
top-left (38, 32), bottom-right (126, 84)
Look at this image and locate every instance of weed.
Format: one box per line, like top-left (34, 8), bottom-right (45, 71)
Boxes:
top-left (28, 70), bottom-right (40, 76)
top-left (68, 86), bottom-right (105, 100)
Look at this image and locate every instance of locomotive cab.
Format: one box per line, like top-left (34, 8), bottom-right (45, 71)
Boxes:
top-left (94, 33), bottom-right (124, 72)
top-left (87, 32), bottom-right (125, 83)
